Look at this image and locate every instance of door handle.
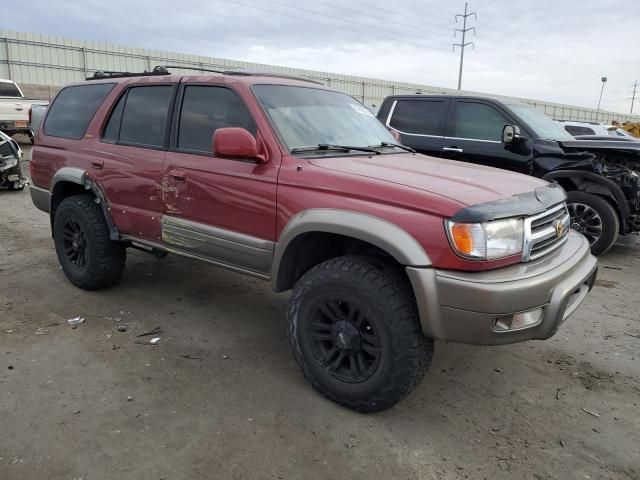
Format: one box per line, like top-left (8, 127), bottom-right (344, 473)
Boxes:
top-left (442, 147), bottom-right (464, 153)
top-left (170, 170), bottom-right (186, 182)
top-left (91, 160), bottom-right (104, 169)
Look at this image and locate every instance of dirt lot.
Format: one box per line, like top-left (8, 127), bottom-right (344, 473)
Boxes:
top-left (1, 144), bottom-right (639, 480)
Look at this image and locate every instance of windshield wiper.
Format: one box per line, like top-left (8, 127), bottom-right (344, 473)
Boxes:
top-left (291, 144), bottom-right (381, 154)
top-left (372, 142), bottom-right (416, 153)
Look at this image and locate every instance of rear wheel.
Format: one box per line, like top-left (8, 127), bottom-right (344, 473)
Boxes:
top-left (53, 195), bottom-right (126, 290)
top-left (566, 191), bottom-right (619, 255)
top-left (288, 255), bottom-right (433, 412)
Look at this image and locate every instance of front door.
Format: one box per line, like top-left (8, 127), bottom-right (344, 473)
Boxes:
top-left (442, 99), bottom-right (533, 174)
top-left (161, 82), bottom-right (279, 276)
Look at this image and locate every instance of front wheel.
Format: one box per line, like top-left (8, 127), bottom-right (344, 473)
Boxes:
top-left (566, 191), bottom-right (619, 255)
top-left (288, 255), bottom-right (433, 413)
top-left (53, 195), bottom-right (126, 290)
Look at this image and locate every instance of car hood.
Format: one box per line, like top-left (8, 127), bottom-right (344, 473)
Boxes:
top-left (308, 152), bottom-right (548, 207)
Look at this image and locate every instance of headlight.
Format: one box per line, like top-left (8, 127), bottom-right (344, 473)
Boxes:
top-left (446, 218), bottom-right (524, 260)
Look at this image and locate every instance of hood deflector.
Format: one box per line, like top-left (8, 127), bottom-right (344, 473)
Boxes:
top-left (450, 183), bottom-right (566, 223)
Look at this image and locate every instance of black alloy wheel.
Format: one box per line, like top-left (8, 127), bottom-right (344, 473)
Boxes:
top-left (309, 298), bottom-right (381, 384)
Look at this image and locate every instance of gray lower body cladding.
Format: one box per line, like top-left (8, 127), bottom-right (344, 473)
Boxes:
top-left (407, 231), bottom-right (597, 345)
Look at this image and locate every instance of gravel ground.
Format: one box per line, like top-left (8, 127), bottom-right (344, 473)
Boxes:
top-left (1, 144), bottom-right (639, 480)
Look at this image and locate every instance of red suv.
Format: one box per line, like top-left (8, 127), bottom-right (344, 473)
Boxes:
top-left (29, 67), bottom-right (597, 412)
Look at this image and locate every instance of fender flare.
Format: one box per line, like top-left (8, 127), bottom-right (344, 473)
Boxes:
top-left (50, 167), bottom-right (119, 240)
top-left (543, 169), bottom-right (630, 219)
top-left (271, 209), bottom-right (431, 291)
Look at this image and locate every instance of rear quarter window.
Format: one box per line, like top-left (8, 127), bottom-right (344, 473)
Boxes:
top-left (0, 83), bottom-right (22, 97)
top-left (44, 83), bottom-right (115, 139)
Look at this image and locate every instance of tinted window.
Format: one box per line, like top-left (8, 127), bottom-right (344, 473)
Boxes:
top-left (119, 86), bottom-right (173, 147)
top-left (454, 102), bottom-right (509, 141)
top-left (44, 83), bottom-right (114, 139)
top-left (0, 82), bottom-right (21, 97)
top-left (178, 86), bottom-right (256, 153)
top-left (564, 125), bottom-right (595, 136)
top-left (389, 100), bottom-right (446, 135)
top-left (102, 93), bottom-right (126, 142)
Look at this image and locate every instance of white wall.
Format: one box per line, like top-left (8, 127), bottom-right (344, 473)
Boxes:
top-left (2, 30), bottom-right (638, 124)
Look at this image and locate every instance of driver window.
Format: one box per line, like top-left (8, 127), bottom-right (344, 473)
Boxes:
top-left (454, 102), bottom-right (509, 141)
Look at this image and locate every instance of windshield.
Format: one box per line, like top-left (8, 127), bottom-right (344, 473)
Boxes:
top-left (507, 104), bottom-right (575, 141)
top-left (252, 85), bottom-right (397, 153)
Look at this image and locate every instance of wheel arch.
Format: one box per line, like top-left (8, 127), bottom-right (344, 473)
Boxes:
top-left (543, 170), bottom-right (630, 222)
top-left (271, 209), bottom-right (431, 292)
top-left (50, 167), bottom-right (119, 240)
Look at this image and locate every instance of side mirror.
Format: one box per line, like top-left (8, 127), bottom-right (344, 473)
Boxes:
top-left (213, 128), bottom-right (267, 163)
top-left (502, 125), bottom-right (522, 144)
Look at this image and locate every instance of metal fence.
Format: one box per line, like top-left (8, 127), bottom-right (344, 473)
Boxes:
top-left (2, 29), bottom-right (638, 124)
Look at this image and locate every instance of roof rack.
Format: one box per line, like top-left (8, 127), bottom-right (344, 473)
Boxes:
top-left (86, 65), bottom-right (324, 85)
top-left (221, 69), bottom-right (324, 85)
top-left (86, 66), bottom-right (171, 81)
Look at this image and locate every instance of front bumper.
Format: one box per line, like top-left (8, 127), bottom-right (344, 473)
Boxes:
top-left (407, 230), bottom-right (597, 345)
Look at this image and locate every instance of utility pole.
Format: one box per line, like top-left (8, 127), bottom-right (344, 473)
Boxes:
top-left (453, 3), bottom-right (476, 91)
top-left (630, 80), bottom-right (638, 114)
top-left (596, 76), bottom-right (607, 114)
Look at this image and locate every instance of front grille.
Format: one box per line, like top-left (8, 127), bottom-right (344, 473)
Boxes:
top-left (523, 203), bottom-right (570, 261)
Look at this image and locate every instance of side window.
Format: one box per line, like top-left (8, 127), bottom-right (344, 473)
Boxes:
top-left (102, 93), bottom-right (126, 142)
top-left (44, 83), bottom-right (115, 139)
top-left (564, 125), bottom-right (594, 136)
top-left (177, 86), bottom-right (256, 154)
top-left (118, 86), bottom-right (173, 147)
top-left (454, 102), bottom-right (509, 141)
top-left (389, 100), bottom-right (446, 135)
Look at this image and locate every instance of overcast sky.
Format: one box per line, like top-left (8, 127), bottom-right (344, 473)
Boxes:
top-left (4, 0), bottom-right (639, 113)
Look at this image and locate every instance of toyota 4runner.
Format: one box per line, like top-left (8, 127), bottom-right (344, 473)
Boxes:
top-left (29, 67), bottom-right (597, 412)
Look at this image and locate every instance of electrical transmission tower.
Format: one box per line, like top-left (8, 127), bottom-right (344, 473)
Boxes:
top-left (630, 81), bottom-right (639, 114)
top-left (453, 2), bottom-right (477, 91)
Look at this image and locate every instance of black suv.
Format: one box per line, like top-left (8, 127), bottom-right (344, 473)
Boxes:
top-left (377, 95), bottom-right (640, 255)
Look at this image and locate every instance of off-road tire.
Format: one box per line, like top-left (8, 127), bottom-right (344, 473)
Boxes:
top-left (566, 191), bottom-right (619, 255)
top-left (53, 195), bottom-right (126, 290)
top-left (288, 255), bottom-right (433, 413)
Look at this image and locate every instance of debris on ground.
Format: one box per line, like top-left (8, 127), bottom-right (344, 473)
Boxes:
top-left (134, 338), bottom-right (160, 346)
top-left (117, 325), bottom-right (127, 332)
top-left (136, 326), bottom-right (163, 337)
top-left (8, 365), bottom-right (14, 370)
top-left (221, 355), bottom-right (230, 359)
top-left (556, 387), bottom-right (564, 400)
top-left (72, 410), bottom-right (80, 415)
top-left (180, 354), bottom-right (202, 360)
top-left (34, 327), bottom-right (48, 335)
top-left (127, 396), bottom-right (133, 401)
top-left (67, 317), bottom-right (85, 329)
top-left (344, 438), bottom-right (358, 449)
top-left (582, 407), bottom-right (601, 417)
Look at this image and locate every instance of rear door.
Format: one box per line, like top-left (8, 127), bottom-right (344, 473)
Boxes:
top-left (443, 99), bottom-right (533, 174)
top-left (384, 98), bottom-right (448, 156)
top-left (160, 80), bottom-right (278, 276)
top-left (96, 80), bottom-right (177, 241)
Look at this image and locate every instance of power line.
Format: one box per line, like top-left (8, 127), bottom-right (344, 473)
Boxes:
top-left (453, 2), bottom-right (476, 90)
top-left (214, 0), bottom-right (611, 93)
